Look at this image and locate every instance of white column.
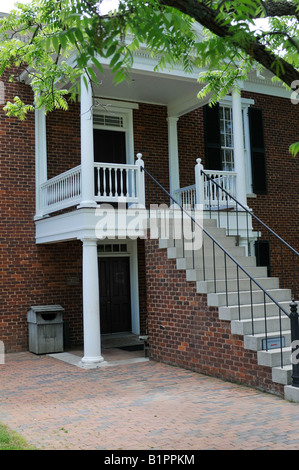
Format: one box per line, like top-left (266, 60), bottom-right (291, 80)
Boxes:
top-left (78, 74), bottom-right (97, 208)
top-left (34, 106), bottom-right (47, 219)
top-left (167, 117), bottom-right (180, 197)
top-left (195, 158), bottom-right (204, 207)
top-left (80, 238), bottom-right (104, 367)
top-left (232, 87), bottom-right (248, 208)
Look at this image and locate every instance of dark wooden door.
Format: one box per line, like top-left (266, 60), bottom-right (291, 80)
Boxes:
top-left (94, 129), bottom-right (127, 197)
top-left (98, 257), bottom-right (131, 334)
top-left (94, 129), bottom-right (126, 164)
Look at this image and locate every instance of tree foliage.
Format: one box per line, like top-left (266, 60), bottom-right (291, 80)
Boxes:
top-left (0, 0), bottom-right (298, 150)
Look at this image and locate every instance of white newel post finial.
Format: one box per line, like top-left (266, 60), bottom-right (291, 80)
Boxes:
top-left (195, 158), bottom-right (204, 207)
top-left (136, 153), bottom-right (145, 207)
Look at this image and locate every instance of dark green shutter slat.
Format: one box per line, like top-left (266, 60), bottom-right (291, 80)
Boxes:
top-left (203, 104), bottom-right (222, 170)
top-left (248, 107), bottom-right (267, 194)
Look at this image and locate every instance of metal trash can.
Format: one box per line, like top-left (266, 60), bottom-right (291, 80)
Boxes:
top-left (27, 305), bottom-right (64, 354)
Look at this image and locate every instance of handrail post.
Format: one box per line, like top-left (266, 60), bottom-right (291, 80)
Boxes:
top-left (290, 300), bottom-right (299, 387)
top-left (195, 158), bottom-right (204, 207)
top-left (136, 153), bottom-right (145, 207)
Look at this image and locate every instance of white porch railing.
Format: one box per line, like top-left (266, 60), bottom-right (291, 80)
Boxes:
top-left (174, 162), bottom-right (237, 210)
top-left (40, 165), bottom-right (82, 215)
top-left (39, 156), bottom-right (145, 216)
top-left (173, 185), bottom-right (196, 209)
top-left (94, 162), bottom-right (140, 204)
top-left (203, 170), bottom-right (237, 209)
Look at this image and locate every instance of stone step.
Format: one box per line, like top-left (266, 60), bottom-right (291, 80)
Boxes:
top-left (167, 239), bottom-right (241, 259)
top-left (186, 265), bottom-right (268, 282)
top-left (159, 226), bottom-right (232, 245)
top-left (159, 235), bottom-right (230, 250)
top-left (208, 288), bottom-right (292, 308)
top-left (284, 385), bottom-right (299, 403)
top-left (272, 365), bottom-right (292, 385)
top-left (218, 301), bottom-right (291, 321)
top-left (244, 330), bottom-right (291, 352)
top-left (231, 314), bottom-right (290, 335)
top-left (155, 216), bottom-right (217, 228)
top-left (257, 346), bottom-right (291, 368)
top-left (155, 217), bottom-right (218, 239)
top-left (176, 252), bottom-right (255, 270)
top-left (196, 276), bottom-right (279, 295)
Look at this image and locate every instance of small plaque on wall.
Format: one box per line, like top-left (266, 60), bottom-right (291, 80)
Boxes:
top-left (262, 336), bottom-right (285, 350)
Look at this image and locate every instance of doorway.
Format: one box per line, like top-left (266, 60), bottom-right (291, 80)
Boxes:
top-left (94, 129), bottom-right (127, 198)
top-left (98, 257), bottom-right (132, 334)
top-left (94, 129), bottom-right (126, 164)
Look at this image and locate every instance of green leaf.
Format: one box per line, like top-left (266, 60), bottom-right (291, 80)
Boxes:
top-left (91, 56), bottom-right (104, 74)
top-left (87, 66), bottom-right (98, 84)
top-left (290, 142), bottom-right (299, 156)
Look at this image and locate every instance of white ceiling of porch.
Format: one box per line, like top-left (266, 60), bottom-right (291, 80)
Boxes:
top-left (92, 63), bottom-right (208, 117)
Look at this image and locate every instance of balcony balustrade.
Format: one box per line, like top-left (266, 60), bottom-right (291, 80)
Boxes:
top-left (39, 155), bottom-right (145, 216)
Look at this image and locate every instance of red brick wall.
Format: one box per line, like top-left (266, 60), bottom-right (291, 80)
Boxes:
top-left (133, 103), bottom-right (169, 205)
top-left (177, 107), bottom-right (205, 188)
top-left (46, 100), bottom-right (81, 178)
top-left (0, 76), bottom-right (84, 352)
top-left (145, 237), bottom-right (284, 397)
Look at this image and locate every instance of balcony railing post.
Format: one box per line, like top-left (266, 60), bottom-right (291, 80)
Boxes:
top-left (136, 153), bottom-right (145, 207)
top-left (195, 158), bottom-right (204, 207)
top-left (290, 300), bottom-right (299, 387)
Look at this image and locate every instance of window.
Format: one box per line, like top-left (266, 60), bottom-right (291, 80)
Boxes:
top-left (204, 96), bottom-right (255, 193)
top-left (93, 114), bottom-right (124, 128)
top-left (219, 106), bottom-right (234, 171)
top-left (98, 244), bottom-right (128, 253)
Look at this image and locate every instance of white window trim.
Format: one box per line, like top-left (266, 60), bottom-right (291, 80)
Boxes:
top-left (219, 96), bottom-right (255, 195)
top-left (93, 99), bottom-right (137, 165)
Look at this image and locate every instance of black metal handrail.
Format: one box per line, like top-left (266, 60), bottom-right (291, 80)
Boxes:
top-left (202, 170), bottom-right (298, 299)
top-left (142, 166), bottom-right (299, 382)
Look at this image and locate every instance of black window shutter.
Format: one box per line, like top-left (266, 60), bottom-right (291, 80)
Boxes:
top-left (248, 107), bottom-right (267, 194)
top-left (203, 103), bottom-right (222, 170)
top-left (255, 240), bottom-right (271, 276)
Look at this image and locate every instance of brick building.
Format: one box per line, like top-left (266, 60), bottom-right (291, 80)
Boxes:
top-left (0, 17), bottom-right (298, 400)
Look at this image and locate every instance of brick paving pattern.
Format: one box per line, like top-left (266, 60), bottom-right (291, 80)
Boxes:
top-left (1, 352), bottom-right (299, 450)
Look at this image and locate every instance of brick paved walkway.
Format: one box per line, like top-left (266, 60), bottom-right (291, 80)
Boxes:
top-left (1, 352), bottom-right (299, 450)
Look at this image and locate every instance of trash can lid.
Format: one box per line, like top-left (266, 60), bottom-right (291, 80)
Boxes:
top-left (28, 305), bottom-right (65, 313)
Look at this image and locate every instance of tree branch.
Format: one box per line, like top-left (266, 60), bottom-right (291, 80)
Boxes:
top-left (262, 0), bottom-right (299, 19)
top-left (160, 0), bottom-right (299, 87)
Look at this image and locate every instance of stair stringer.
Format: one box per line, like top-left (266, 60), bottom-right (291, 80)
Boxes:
top-left (157, 218), bottom-right (295, 401)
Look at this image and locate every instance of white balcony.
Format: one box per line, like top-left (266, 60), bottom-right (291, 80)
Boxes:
top-left (38, 158), bottom-right (145, 217)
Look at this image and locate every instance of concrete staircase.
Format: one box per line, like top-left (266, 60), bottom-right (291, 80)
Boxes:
top-left (158, 216), bottom-right (299, 402)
